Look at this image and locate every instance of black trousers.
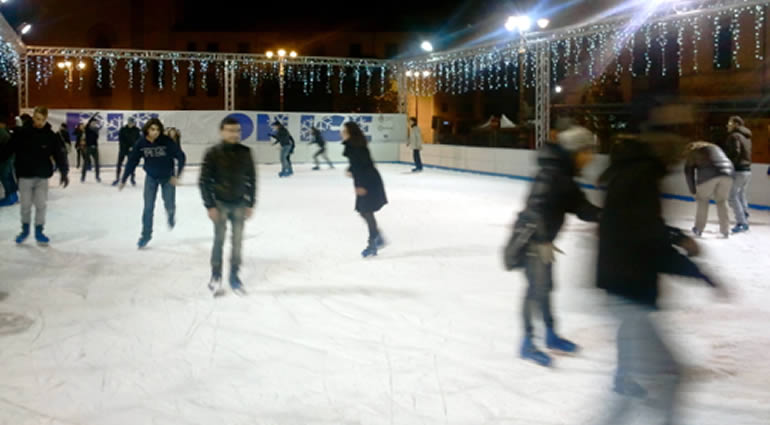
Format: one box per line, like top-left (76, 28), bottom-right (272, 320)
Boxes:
top-left (413, 149), bottom-right (423, 170)
top-left (523, 247), bottom-right (554, 338)
top-left (116, 150), bottom-right (135, 182)
top-left (82, 146), bottom-right (100, 180)
top-left (360, 211), bottom-right (380, 245)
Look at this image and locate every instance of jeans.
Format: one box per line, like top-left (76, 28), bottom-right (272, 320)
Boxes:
top-left (694, 176), bottom-right (732, 235)
top-left (18, 178), bottom-right (48, 226)
top-left (314, 148), bottom-right (333, 168)
top-left (142, 176), bottom-right (175, 238)
top-left (728, 171), bottom-right (751, 225)
top-left (280, 145), bottom-right (293, 174)
top-left (116, 150), bottom-right (135, 182)
top-left (81, 146), bottom-right (100, 180)
top-left (413, 149), bottom-right (423, 170)
top-left (522, 246), bottom-right (554, 338)
top-left (601, 298), bottom-right (680, 425)
top-left (360, 211), bottom-right (380, 245)
top-left (0, 157), bottom-right (16, 198)
top-left (211, 202), bottom-right (247, 274)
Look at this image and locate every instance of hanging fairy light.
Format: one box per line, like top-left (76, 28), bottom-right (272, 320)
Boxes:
top-left (171, 59), bottom-right (179, 90)
top-left (713, 12), bottom-right (723, 69)
top-left (200, 60), bottom-right (208, 90)
top-left (754, 5), bottom-right (765, 60)
top-left (139, 58), bottom-right (148, 92)
top-left (731, 9), bottom-right (742, 68)
top-left (125, 58), bottom-right (134, 89)
top-left (94, 56), bottom-right (103, 88)
top-left (157, 60), bottom-right (164, 90)
top-left (657, 22), bottom-right (668, 76)
top-left (644, 24), bottom-right (652, 75)
top-left (108, 56), bottom-right (116, 88)
top-left (677, 23), bottom-right (684, 76)
top-left (692, 17), bottom-right (701, 72)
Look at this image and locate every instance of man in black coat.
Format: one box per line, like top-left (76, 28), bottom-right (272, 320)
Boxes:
top-left (199, 116), bottom-right (257, 296)
top-left (0, 106), bottom-right (69, 245)
top-left (82, 113), bottom-right (102, 183)
top-left (684, 142), bottom-right (734, 237)
top-left (270, 121), bottom-right (293, 177)
top-left (596, 120), bottom-right (726, 424)
top-left (503, 125), bottom-right (601, 367)
top-left (721, 116), bottom-right (752, 233)
top-left (114, 117), bottom-right (140, 186)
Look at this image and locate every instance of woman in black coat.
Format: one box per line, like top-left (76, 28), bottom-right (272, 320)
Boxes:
top-left (342, 121), bottom-right (388, 258)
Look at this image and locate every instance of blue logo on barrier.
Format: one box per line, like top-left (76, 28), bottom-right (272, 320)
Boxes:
top-left (67, 112), bottom-right (157, 142)
top-left (299, 115), bottom-right (373, 142)
top-left (256, 114), bottom-right (289, 141)
top-left (226, 113), bottom-right (255, 140)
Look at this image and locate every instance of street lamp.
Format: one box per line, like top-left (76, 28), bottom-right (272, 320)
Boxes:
top-left (537, 18), bottom-right (550, 29)
top-left (278, 49), bottom-right (286, 58)
top-left (420, 41), bottom-right (434, 52)
top-left (18, 22), bottom-right (32, 35)
top-left (56, 60), bottom-right (84, 84)
top-left (422, 70), bottom-right (431, 77)
top-left (405, 70), bottom-right (413, 77)
top-left (289, 51), bottom-right (297, 58)
top-left (266, 51), bottom-right (274, 58)
top-left (268, 49), bottom-right (297, 111)
top-left (554, 85), bottom-right (563, 94)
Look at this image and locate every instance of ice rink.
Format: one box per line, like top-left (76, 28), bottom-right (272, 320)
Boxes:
top-left (1, 163), bottom-right (769, 425)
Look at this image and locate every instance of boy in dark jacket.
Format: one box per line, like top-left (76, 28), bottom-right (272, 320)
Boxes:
top-left (310, 127), bottom-right (334, 170)
top-left (199, 117), bottom-right (257, 295)
top-left (503, 126), bottom-right (601, 367)
top-left (82, 113), bottom-right (101, 183)
top-left (721, 116), bottom-right (752, 233)
top-left (0, 106), bottom-right (69, 245)
top-left (114, 117), bottom-right (140, 186)
top-left (271, 121), bottom-right (293, 177)
top-left (119, 118), bottom-right (186, 248)
top-left (596, 119), bottom-right (726, 424)
top-left (684, 142), bottom-right (734, 237)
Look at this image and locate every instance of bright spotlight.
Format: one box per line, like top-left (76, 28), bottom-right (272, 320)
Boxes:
top-left (422, 70), bottom-right (431, 77)
top-left (505, 15), bottom-right (532, 32)
top-left (277, 49), bottom-right (286, 57)
top-left (77, 61), bottom-right (86, 70)
top-left (537, 18), bottom-right (550, 29)
top-left (289, 51), bottom-right (297, 58)
top-left (505, 16), bottom-right (517, 32)
top-left (554, 85), bottom-right (563, 94)
top-left (57, 62), bottom-right (65, 69)
top-left (19, 23), bottom-right (32, 35)
top-left (64, 60), bottom-right (72, 67)
top-left (420, 41), bottom-right (433, 52)
top-left (266, 51), bottom-right (274, 58)
top-left (405, 70), bottom-right (413, 77)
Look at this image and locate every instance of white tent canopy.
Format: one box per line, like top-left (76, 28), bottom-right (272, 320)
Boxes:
top-left (477, 114), bottom-right (517, 129)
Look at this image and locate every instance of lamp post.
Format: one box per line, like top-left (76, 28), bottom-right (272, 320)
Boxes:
top-left (56, 60), bottom-right (86, 85)
top-left (268, 49), bottom-right (298, 111)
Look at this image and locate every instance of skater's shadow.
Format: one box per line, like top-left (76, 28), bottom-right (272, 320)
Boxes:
top-left (0, 292), bottom-right (8, 302)
top-left (381, 245), bottom-right (490, 259)
top-left (256, 286), bottom-right (416, 299)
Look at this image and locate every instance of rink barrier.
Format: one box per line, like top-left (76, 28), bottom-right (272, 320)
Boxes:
top-left (393, 161), bottom-right (770, 211)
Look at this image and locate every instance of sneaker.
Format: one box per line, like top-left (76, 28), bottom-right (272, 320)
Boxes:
top-left (230, 272), bottom-right (247, 296)
top-left (96, 177), bottom-right (101, 183)
top-left (137, 236), bottom-right (151, 249)
top-left (692, 227), bottom-right (702, 237)
top-left (520, 336), bottom-right (552, 367)
top-left (131, 178), bottom-right (137, 186)
top-left (15, 223), bottom-right (30, 244)
top-left (732, 224), bottom-right (749, 234)
top-left (168, 214), bottom-right (176, 230)
top-left (374, 234), bottom-right (386, 249)
top-left (545, 328), bottom-right (579, 353)
top-left (34, 225), bottom-right (50, 246)
top-left (312, 166), bottom-right (320, 171)
top-left (111, 180), bottom-right (120, 186)
top-left (208, 272), bottom-right (224, 297)
top-left (361, 245), bottom-right (378, 258)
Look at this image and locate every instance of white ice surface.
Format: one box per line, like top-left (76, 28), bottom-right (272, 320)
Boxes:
top-left (0, 163), bottom-right (769, 425)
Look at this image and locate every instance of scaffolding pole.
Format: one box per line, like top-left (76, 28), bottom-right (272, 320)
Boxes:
top-left (534, 42), bottom-right (550, 149)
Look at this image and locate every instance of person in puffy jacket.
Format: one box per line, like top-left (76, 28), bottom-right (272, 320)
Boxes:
top-left (684, 142), bottom-right (734, 237)
top-left (199, 116), bottom-right (257, 296)
top-left (503, 125), bottom-right (601, 367)
top-left (0, 106), bottom-right (69, 245)
top-left (721, 116), bottom-right (752, 233)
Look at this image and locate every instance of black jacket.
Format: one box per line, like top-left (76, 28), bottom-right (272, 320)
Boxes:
top-left (504, 143), bottom-right (601, 269)
top-left (722, 126), bottom-right (752, 172)
top-left (199, 142), bottom-right (257, 208)
top-left (311, 133), bottom-right (326, 148)
top-left (119, 126), bottom-right (140, 153)
top-left (271, 127), bottom-right (292, 147)
top-left (343, 140), bottom-right (387, 213)
top-left (0, 122), bottom-right (69, 179)
top-left (84, 116), bottom-right (100, 147)
top-left (57, 129), bottom-right (71, 149)
top-left (597, 138), bottom-right (713, 307)
top-left (122, 135), bottom-right (186, 182)
top-left (684, 143), bottom-right (734, 194)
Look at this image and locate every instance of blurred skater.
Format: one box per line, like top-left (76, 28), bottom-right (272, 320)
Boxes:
top-left (684, 142), bottom-right (733, 238)
top-left (342, 121), bottom-right (388, 258)
top-left (199, 116), bottom-right (257, 296)
top-left (310, 127), bottom-right (334, 170)
top-left (114, 117), bottom-right (140, 186)
top-left (503, 125), bottom-right (601, 367)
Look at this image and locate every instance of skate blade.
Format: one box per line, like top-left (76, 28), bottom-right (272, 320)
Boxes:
top-left (232, 288), bottom-right (248, 296)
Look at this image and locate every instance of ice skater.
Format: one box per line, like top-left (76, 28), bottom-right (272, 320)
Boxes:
top-left (406, 117), bottom-right (423, 172)
top-left (0, 106), bottom-right (70, 245)
top-left (119, 118), bottom-right (186, 249)
top-left (81, 113), bottom-right (102, 183)
top-left (684, 142), bottom-right (733, 238)
top-left (720, 116), bottom-right (752, 233)
top-left (114, 117), bottom-right (140, 186)
top-left (271, 121), bottom-right (293, 177)
top-left (503, 125), bottom-right (601, 367)
top-left (342, 121), bottom-right (388, 258)
top-left (309, 127), bottom-right (334, 170)
top-left (0, 120), bottom-right (18, 207)
top-left (199, 116), bottom-right (257, 296)
top-left (595, 107), bottom-right (727, 425)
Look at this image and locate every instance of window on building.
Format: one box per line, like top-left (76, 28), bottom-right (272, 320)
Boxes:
top-left (385, 43), bottom-right (399, 59)
top-left (715, 17), bottom-right (733, 70)
top-left (207, 43), bottom-right (220, 97)
top-left (187, 42), bottom-right (197, 96)
top-left (349, 43), bottom-right (363, 58)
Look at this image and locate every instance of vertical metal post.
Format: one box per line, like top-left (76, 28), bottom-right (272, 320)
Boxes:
top-left (279, 61), bottom-right (285, 112)
top-left (534, 41), bottom-right (551, 149)
top-left (395, 63), bottom-right (407, 114)
top-left (224, 60), bottom-right (235, 111)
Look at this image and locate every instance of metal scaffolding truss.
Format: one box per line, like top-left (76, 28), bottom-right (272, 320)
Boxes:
top-left (534, 42), bottom-right (550, 149)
